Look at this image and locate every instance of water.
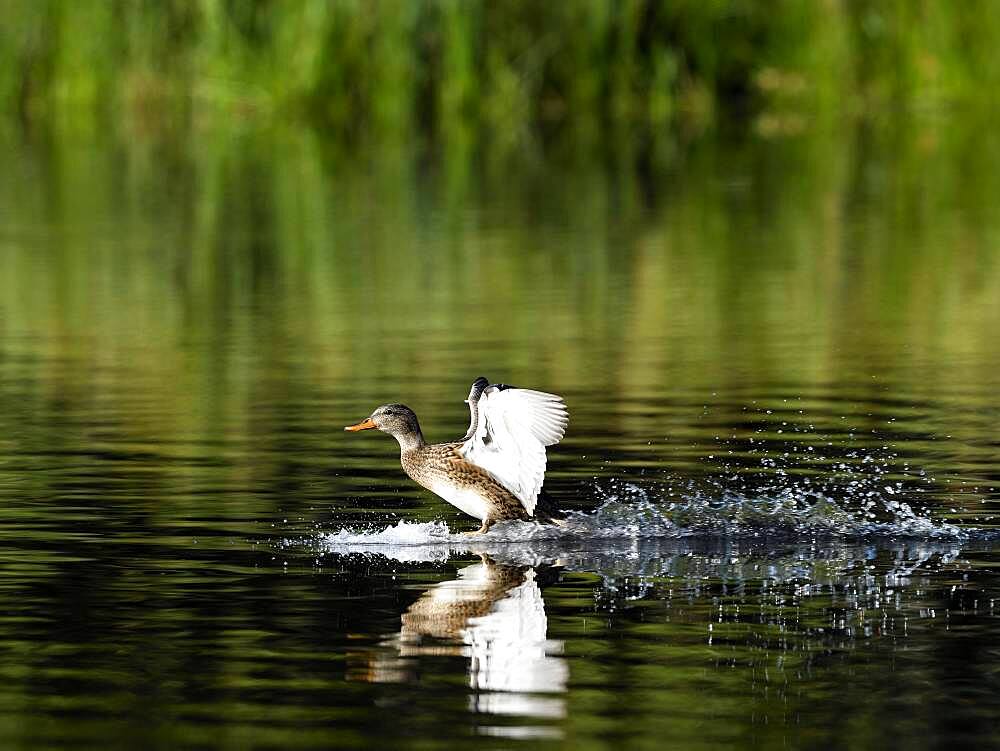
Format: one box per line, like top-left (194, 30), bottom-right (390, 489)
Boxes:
top-left (2, 118), bottom-right (1000, 749)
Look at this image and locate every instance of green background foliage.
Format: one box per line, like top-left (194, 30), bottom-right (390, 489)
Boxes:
top-left (3, 0), bottom-right (1000, 134)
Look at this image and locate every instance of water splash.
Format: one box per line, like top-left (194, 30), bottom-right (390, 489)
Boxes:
top-left (317, 480), bottom-right (971, 554)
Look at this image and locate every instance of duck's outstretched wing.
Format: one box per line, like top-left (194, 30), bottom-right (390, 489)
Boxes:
top-left (459, 386), bottom-right (568, 516)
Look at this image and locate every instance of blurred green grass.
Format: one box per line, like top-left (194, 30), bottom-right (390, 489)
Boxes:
top-left (2, 0), bottom-right (999, 133)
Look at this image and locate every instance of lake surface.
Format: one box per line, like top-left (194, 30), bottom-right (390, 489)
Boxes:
top-left (1, 117), bottom-right (1000, 749)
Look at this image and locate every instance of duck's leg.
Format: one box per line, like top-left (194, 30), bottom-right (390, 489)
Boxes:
top-left (461, 518), bottom-right (494, 536)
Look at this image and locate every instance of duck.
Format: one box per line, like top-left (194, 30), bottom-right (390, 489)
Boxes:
top-left (345, 377), bottom-right (568, 533)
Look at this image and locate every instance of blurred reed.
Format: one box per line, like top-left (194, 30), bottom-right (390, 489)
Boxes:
top-left (2, 0), bottom-right (999, 133)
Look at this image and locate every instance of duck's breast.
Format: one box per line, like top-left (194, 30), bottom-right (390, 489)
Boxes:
top-left (426, 479), bottom-right (490, 521)
top-left (402, 445), bottom-right (498, 522)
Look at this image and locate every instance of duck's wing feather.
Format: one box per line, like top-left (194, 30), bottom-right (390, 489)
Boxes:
top-left (458, 387), bottom-right (568, 516)
top-left (462, 376), bottom-right (490, 441)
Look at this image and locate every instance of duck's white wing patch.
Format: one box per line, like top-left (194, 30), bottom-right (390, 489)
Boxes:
top-left (459, 388), bottom-right (568, 516)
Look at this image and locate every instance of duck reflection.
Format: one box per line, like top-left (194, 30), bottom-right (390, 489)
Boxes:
top-left (352, 555), bottom-right (567, 729)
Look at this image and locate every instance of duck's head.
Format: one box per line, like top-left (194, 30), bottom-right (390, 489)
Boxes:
top-left (345, 403), bottom-right (423, 445)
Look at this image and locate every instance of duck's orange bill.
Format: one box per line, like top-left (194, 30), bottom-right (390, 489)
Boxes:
top-left (344, 418), bottom-right (376, 432)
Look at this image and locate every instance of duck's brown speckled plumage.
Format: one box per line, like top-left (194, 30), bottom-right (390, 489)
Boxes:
top-left (400, 442), bottom-right (529, 526)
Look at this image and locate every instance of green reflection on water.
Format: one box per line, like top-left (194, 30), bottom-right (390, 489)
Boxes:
top-left (1, 115), bottom-right (998, 517)
top-left (1, 115), bottom-right (1000, 749)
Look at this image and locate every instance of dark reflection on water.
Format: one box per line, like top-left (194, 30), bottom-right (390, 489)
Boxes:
top-left (2, 116), bottom-right (1000, 748)
top-left (298, 538), bottom-right (1000, 748)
